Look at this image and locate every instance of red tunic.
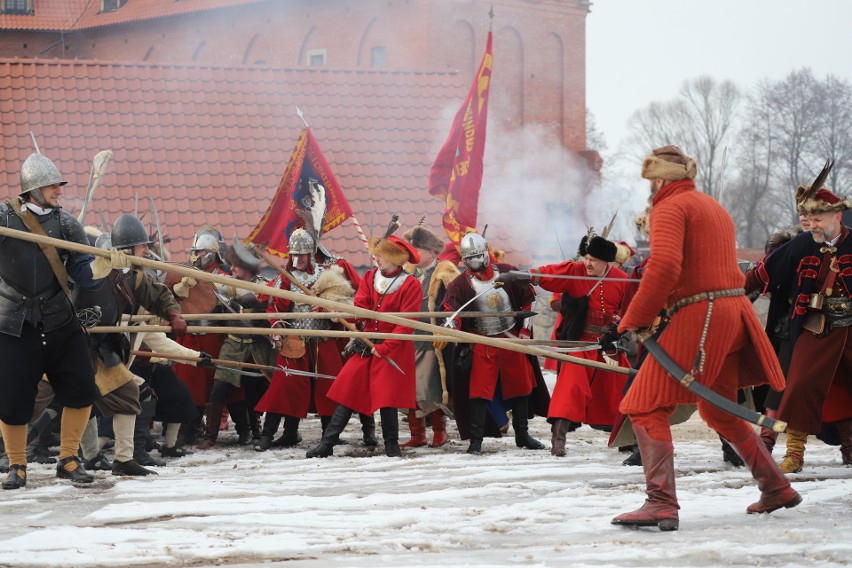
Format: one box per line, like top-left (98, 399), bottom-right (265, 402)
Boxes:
top-left (256, 258), bottom-right (361, 417)
top-left (531, 261), bottom-right (629, 424)
top-left (326, 268), bottom-right (421, 415)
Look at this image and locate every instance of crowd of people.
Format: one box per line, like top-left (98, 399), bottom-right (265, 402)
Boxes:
top-left (0, 144), bottom-right (849, 532)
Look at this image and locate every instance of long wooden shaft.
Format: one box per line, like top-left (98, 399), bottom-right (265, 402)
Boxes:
top-left (129, 350), bottom-right (275, 371)
top-left (0, 225), bottom-right (632, 376)
top-left (124, 311), bottom-right (536, 321)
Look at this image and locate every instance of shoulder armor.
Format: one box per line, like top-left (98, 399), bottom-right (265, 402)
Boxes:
top-left (58, 209), bottom-right (89, 247)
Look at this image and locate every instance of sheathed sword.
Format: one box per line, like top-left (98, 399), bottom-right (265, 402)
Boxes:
top-left (637, 332), bottom-right (787, 433)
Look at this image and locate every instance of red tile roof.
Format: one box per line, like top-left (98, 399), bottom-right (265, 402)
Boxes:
top-left (0, 0), bottom-right (267, 31)
top-left (0, 58), bottom-right (465, 269)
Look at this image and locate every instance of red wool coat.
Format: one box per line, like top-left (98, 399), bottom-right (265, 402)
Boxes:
top-left (617, 180), bottom-right (785, 414)
top-left (326, 268), bottom-right (422, 415)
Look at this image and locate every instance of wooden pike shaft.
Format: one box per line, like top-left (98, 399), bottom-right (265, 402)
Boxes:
top-left (129, 350), bottom-right (275, 371)
top-left (125, 311), bottom-right (536, 321)
top-left (0, 225), bottom-right (632, 376)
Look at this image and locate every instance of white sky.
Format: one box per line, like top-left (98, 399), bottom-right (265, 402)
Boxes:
top-left (587, 0), bottom-right (852, 151)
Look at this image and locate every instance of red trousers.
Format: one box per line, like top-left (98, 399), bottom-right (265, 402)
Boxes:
top-left (469, 342), bottom-right (536, 400)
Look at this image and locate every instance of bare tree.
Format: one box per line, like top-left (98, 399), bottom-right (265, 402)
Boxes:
top-left (816, 75), bottom-right (852, 192)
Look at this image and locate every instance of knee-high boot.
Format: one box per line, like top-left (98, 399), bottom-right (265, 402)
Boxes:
top-left (759, 409), bottom-right (778, 453)
top-left (380, 408), bottom-right (401, 457)
top-left (512, 396), bottom-right (545, 450)
top-left (429, 411), bottom-right (448, 447)
top-left (255, 413), bottom-right (281, 452)
top-left (134, 400), bottom-right (165, 467)
top-left (198, 403), bottom-right (225, 450)
top-left (779, 429), bottom-right (807, 473)
top-left (467, 399), bottom-right (488, 454)
top-left (728, 431), bottom-right (802, 514)
top-left (360, 413), bottom-right (378, 447)
top-left (307, 405), bottom-right (353, 458)
top-left (836, 419), bottom-right (852, 465)
top-left (401, 409), bottom-right (427, 448)
top-left (550, 419), bottom-right (571, 457)
top-left (611, 425), bottom-right (680, 531)
top-left (274, 416), bottom-right (302, 447)
top-left (228, 401), bottom-right (252, 445)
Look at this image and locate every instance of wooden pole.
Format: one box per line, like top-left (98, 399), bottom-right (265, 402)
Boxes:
top-left (0, 225), bottom-right (633, 376)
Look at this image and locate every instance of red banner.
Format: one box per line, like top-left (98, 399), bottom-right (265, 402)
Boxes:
top-left (428, 32), bottom-right (493, 247)
top-left (248, 128), bottom-right (353, 257)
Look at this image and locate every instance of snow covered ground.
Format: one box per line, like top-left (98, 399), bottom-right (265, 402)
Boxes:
top-left (1, 372), bottom-right (849, 568)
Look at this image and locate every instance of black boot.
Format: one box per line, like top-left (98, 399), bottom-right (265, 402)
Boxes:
top-left (721, 436), bottom-right (745, 467)
top-left (2, 465), bottom-right (26, 489)
top-left (360, 413), bottom-right (378, 447)
top-left (256, 413), bottom-right (281, 451)
top-left (84, 451), bottom-right (114, 471)
top-left (198, 403), bottom-right (224, 450)
top-left (112, 458), bottom-right (158, 476)
top-left (56, 456), bottom-right (95, 484)
top-left (622, 444), bottom-right (643, 466)
top-left (307, 405), bottom-right (353, 458)
top-left (467, 398), bottom-right (488, 454)
top-left (254, 434), bottom-right (273, 452)
top-left (251, 412), bottom-right (263, 442)
top-left (380, 408), bottom-right (401, 457)
top-left (512, 396), bottom-right (545, 450)
top-left (229, 402), bottom-right (253, 446)
top-left (273, 416), bottom-right (302, 447)
top-left (134, 402), bottom-right (165, 467)
top-left (321, 415), bottom-right (341, 445)
top-left (27, 443), bottom-right (57, 464)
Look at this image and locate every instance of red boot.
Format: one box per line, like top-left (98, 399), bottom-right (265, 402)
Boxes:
top-left (429, 411), bottom-right (448, 447)
top-left (401, 410), bottom-right (427, 448)
top-left (728, 431), bottom-right (802, 514)
top-left (611, 425), bottom-right (680, 531)
top-left (759, 409), bottom-right (778, 453)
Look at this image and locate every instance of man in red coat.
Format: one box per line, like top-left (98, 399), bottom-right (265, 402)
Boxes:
top-left (444, 233), bottom-right (546, 454)
top-left (612, 145), bottom-right (799, 531)
top-left (513, 235), bottom-right (630, 457)
top-left (306, 231), bottom-right (422, 458)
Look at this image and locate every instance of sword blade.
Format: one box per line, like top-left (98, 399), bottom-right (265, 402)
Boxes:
top-left (278, 366), bottom-right (337, 380)
top-left (445, 285), bottom-right (496, 326)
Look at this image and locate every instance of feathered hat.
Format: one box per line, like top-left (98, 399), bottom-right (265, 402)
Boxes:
top-left (403, 216), bottom-right (444, 254)
top-left (795, 159), bottom-right (852, 215)
top-left (368, 214), bottom-right (420, 265)
top-left (294, 177), bottom-right (328, 253)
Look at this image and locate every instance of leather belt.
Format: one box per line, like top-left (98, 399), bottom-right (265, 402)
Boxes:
top-left (667, 288), bottom-right (745, 318)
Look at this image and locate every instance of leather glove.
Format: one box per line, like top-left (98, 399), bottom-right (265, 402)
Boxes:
top-left (494, 271), bottom-right (530, 287)
top-left (173, 276), bottom-right (197, 299)
top-left (166, 311), bottom-right (188, 337)
top-left (598, 327), bottom-right (619, 350)
top-left (234, 293), bottom-right (259, 309)
top-left (91, 249), bottom-right (132, 279)
top-left (197, 351), bottom-right (215, 368)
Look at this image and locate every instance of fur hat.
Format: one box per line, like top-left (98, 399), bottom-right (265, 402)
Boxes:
top-left (403, 222), bottom-right (444, 254)
top-left (368, 234), bottom-right (420, 266)
top-left (796, 187), bottom-right (852, 215)
top-left (641, 145), bottom-right (697, 181)
top-left (765, 226), bottom-right (801, 256)
top-left (585, 236), bottom-right (617, 262)
top-left (633, 208), bottom-right (651, 235)
top-left (615, 241), bottom-right (636, 265)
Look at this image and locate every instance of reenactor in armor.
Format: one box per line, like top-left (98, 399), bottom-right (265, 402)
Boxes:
top-left (400, 221), bottom-right (459, 448)
top-left (255, 228), bottom-right (360, 450)
top-left (0, 149), bottom-right (123, 489)
top-left (74, 214), bottom-right (189, 476)
top-left (307, 226), bottom-right (422, 458)
top-left (501, 235), bottom-right (632, 457)
top-left (443, 233), bottom-right (547, 454)
top-left (196, 237), bottom-right (272, 449)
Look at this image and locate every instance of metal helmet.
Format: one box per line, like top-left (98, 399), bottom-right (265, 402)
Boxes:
top-left (189, 226), bottom-right (224, 269)
top-left (191, 233), bottom-right (220, 254)
top-left (288, 228), bottom-right (315, 255)
top-left (20, 152), bottom-right (66, 194)
top-left (460, 232), bottom-right (489, 271)
top-left (111, 214), bottom-right (151, 250)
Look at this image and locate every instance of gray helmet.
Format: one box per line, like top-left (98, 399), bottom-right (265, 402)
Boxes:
top-left (288, 228), bottom-right (315, 255)
top-left (20, 152), bottom-right (66, 194)
top-left (111, 214), bottom-right (151, 250)
top-left (460, 232), bottom-right (489, 271)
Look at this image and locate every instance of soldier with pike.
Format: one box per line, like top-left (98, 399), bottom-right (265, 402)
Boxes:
top-left (254, 227), bottom-right (359, 450)
top-left (400, 219), bottom-right (459, 448)
top-left (443, 232), bottom-right (549, 454)
top-left (0, 145), bottom-right (125, 489)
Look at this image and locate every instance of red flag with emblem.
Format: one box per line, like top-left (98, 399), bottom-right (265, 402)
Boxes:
top-left (248, 128), bottom-right (353, 257)
top-left (428, 32), bottom-right (493, 247)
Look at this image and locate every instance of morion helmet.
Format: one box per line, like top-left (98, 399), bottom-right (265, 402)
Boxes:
top-left (111, 214), bottom-right (151, 250)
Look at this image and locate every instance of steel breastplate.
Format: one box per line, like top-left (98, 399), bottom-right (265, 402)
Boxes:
top-left (469, 270), bottom-right (515, 336)
top-left (374, 271), bottom-right (409, 295)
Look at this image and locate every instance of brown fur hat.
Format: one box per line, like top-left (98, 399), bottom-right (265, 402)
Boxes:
top-left (368, 235), bottom-right (420, 266)
top-left (403, 225), bottom-right (444, 254)
top-left (641, 145), bottom-right (697, 181)
top-left (313, 265), bottom-right (356, 303)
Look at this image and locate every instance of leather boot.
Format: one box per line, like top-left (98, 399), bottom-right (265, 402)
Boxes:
top-left (307, 405), bottom-right (353, 458)
top-left (84, 451), bottom-right (113, 471)
top-left (229, 402), bottom-right (253, 446)
top-left (401, 409), bottom-right (427, 448)
top-left (320, 415), bottom-right (341, 445)
top-left (251, 412), bottom-right (263, 442)
top-left (779, 429), bottom-right (807, 473)
top-left (254, 434), bottom-right (273, 452)
top-left (360, 413), bottom-right (378, 447)
top-left (759, 410), bottom-right (778, 453)
top-left (721, 436), bottom-right (745, 467)
top-left (112, 458), bottom-right (158, 476)
top-left (611, 425), bottom-right (680, 531)
top-left (512, 397), bottom-right (545, 450)
top-left (622, 445), bottom-right (642, 466)
top-left (56, 456), bottom-right (95, 484)
top-left (134, 402), bottom-right (165, 467)
top-left (2, 465), bottom-right (26, 490)
top-left (197, 403), bottom-right (224, 450)
top-left (550, 419), bottom-right (570, 457)
top-left (273, 416), bottom-right (302, 447)
top-left (380, 408), bottom-right (401, 457)
top-left (467, 399), bottom-right (488, 454)
top-left (836, 419), bottom-right (852, 465)
top-left (430, 411), bottom-right (448, 447)
top-left (728, 431), bottom-right (802, 514)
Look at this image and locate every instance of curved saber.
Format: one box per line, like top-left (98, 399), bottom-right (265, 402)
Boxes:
top-left (444, 284), bottom-right (499, 327)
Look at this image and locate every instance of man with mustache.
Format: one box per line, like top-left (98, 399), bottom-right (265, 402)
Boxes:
top-left (746, 176), bottom-right (852, 473)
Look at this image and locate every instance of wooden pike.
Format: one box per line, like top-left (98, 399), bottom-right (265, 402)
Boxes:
top-left (124, 310), bottom-right (538, 321)
top-left (130, 350), bottom-right (281, 373)
top-left (0, 225), bottom-right (634, 376)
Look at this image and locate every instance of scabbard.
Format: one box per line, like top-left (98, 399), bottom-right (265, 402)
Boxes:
top-left (640, 335), bottom-right (787, 433)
